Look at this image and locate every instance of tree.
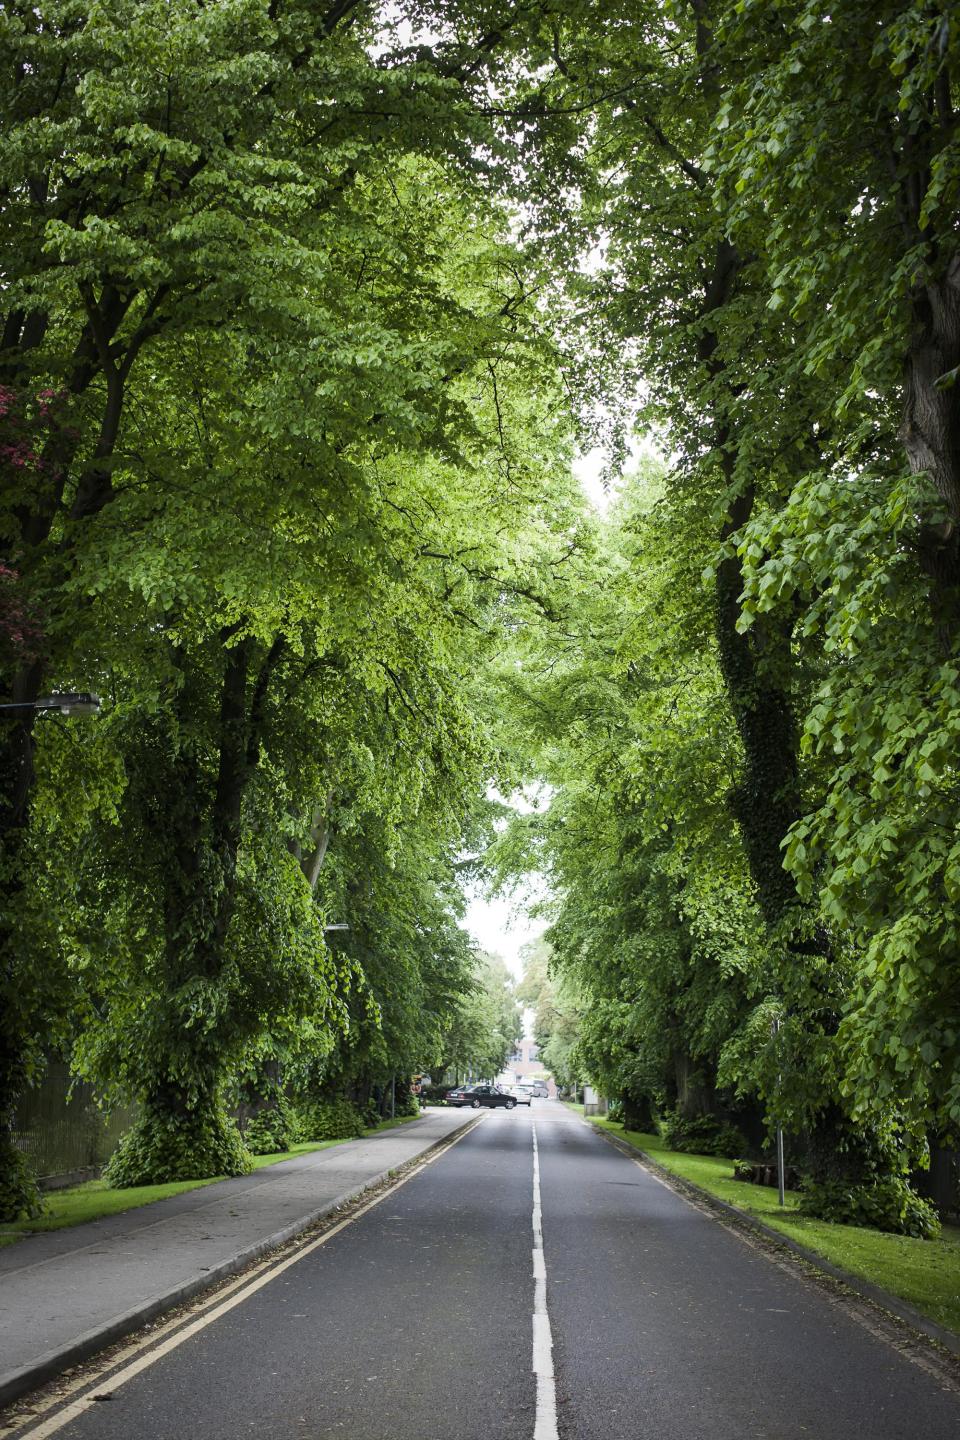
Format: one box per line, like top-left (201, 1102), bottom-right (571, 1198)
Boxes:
top-left (435, 951), bottom-right (522, 1085)
top-left (710, 0), bottom-right (960, 1132)
top-left (0, 1), bottom-right (586, 1206)
top-left (469, 2), bottom-right (951, 1212)
top-left (518, 938), bottom-right (582, 1094)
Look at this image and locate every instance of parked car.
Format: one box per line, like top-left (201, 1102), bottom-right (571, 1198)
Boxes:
top-left (503, 1085), bottom-right (532, 1106)
top-left (446, 1084), bottom-right (517, 1110)
top-left (529, 1082), bottom-right (549, 1098)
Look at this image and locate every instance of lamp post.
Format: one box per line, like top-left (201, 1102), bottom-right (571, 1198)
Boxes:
top-left (0, 692), bottom-right (101, 717)
top-left (771, 1013), bottom-right (786, 1208)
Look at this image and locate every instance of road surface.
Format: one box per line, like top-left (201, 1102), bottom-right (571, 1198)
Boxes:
top-left (5, 1103), bottom-right (959, 1440)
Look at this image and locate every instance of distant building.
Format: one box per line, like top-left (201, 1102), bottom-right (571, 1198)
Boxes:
top-left (498, 1037), bottom-right (556, 1095)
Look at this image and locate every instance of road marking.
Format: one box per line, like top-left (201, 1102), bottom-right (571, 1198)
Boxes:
top-left (531, 1122), bottom-right (558, 1440)
top-left (3, 1116), bottom-right (484, 1440)
top-left (577, 1114), bottom-right (960, 1394)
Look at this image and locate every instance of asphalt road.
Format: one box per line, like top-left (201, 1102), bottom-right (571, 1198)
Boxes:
top-left (13, 1104), bottom-right (960, 1440)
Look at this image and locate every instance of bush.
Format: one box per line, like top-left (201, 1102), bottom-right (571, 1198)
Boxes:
top-left (295, 1098), bottom-right (365, 1142)
top-left (799, 1175), bottom-right (941, 1239)
top-left (243, 1096), bottom-right (296, 1155)
top-left (105, 1099), bottom-right (251, 1187)
top-left (607, 1099), bottom-right (625, 1123)
top-left (622, 1091), bottom-right (657, 1132)
top-left (360, 1099), bottom-right (380, 1129)
top-left (712, 1123), bottom-right (747, 1157)
top-left (393, 1086), bottom-right (420, 1118)
top-left (421, 1085), bottom-right (454, 1105)
top-left (660, 1109), bottom-right (745, 1158)
top-left (0, 1136), bottom-right (42, 1221)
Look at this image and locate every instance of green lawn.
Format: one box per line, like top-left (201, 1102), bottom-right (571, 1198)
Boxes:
top-left (584, 1114), bottom-right (960, 1337)
top-left (0, 1114), bottom-right (422, 1248)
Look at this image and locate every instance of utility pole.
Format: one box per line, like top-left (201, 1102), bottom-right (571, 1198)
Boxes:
top-left (771, 1014), bottom-right (785, 1207)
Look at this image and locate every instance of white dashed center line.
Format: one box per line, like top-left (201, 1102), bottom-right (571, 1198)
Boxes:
top-left (531, 1121), bottom-right (558, 1440)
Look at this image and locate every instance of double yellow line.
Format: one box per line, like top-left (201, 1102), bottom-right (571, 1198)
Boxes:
top-left (3, 1116), bottom-right (484, 1440)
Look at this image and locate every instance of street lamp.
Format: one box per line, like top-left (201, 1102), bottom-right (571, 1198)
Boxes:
top-left (771, 1013), bottom-right (786, 1208)
top-left (322, 923), bottom-right (350, 933)
top-left (0, 692), bottom-right (101, 716)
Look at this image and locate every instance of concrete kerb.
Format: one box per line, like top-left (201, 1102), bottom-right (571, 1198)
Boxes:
top-left (0, 1112), bottom-right (483, 1410)
top-left (585, 1117), bottom-right (960, 1361)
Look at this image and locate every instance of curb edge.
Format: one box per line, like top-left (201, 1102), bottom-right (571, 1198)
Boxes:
top-left (0, 1113), bottom-right (481, 1410)
top-left (586, 1118), bottom-right (960, 1360)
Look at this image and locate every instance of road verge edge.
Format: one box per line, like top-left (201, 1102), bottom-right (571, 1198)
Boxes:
top-left (0, 1112), bottom-right (483, 1411)
top-left (585, 1116), bottom-right (960, 1361)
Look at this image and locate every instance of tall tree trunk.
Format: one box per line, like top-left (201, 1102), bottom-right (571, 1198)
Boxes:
top-left (0, 330), bottom-right (133, 1215)
top-left (109, 632), bottom-right (284, 1186)
top-left (903, 258), bottom-right (960, 631)
top-left (714, 491), bottom-right (802, 929)
top-left (695, 236), bottom-right (859, 1186)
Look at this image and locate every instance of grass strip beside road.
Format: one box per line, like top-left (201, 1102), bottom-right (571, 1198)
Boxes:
top-left (370, 1112), bottom-right (421, 1128)
top-left (0, 1115), bottom-right (422, 1248)
top-left (582, 1112), bottom-right (960, 1338)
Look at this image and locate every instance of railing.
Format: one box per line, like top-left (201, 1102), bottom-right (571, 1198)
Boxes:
top-left (13, 1061), bottom-right (135, 1187)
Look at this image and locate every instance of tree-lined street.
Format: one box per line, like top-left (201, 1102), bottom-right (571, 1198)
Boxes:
top-left (0, 1107), bottom-right (479, 1404)
top-left (4, 1105), bottom-right (958, 1440)
top-left (4, 1), bottom-right (960, 1427)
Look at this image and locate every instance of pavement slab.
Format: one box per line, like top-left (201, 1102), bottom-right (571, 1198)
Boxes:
top-left (0, 1107), bottom-right (477, 1406)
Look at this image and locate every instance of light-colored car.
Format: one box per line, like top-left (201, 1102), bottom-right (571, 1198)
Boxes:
top-left (504, 1085), bottom-right (532, 1106)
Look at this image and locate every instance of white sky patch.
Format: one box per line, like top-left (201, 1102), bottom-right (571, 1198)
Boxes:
top-left (460, 787), bottom-right (551, 984)
top-left (575, 431), bottom-right (665, 514)
top-left (574, 445), bottom-right (617, 513)
top-left (462, 886), bottom-right (548, 984)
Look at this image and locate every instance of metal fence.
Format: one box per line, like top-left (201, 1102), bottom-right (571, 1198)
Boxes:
top-left (916, 1146), bottom-right (960, 1223)
top-left (13, 1061), bottom-right (135, 1185)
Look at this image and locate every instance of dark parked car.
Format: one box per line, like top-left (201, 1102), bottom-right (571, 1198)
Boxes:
top-left (446, 1084), bottom-right (517, 1110)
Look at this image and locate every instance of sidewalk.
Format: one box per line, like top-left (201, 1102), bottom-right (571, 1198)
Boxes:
top-left (0, 1106), bottom-right (479, 1407)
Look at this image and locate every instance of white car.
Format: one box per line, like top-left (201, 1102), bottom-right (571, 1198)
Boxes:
top-left (503, 1085), bottom-right (532, 1106)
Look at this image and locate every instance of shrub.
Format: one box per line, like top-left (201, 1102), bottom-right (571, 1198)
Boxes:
top-left (606, 1099), bottom-right (625, 1124)
top-left (799, 1175), bottom-right (941, 1239)
top-left (622, 1091), bottom-right (657, 1132)
top-left (714, 1123), bottom-right (748, 1157)
top-left (243, 1096), bottom-right (296, 1155)
top-left (393, 1084), bottom-right (420, 1118)
top-left (660, 1109), bottom-right (745, 1158)
top-left (105, 1099), bottom-right (251, 1187)
top-left (0, 1139), bottom-right (41, 1220)
top-left (421, 1085), bottom-right (453, 1105)
top-left (295, 1098), bottom-right (365, 1142)
top-left (360, 1099), bottom-right (380, 1129)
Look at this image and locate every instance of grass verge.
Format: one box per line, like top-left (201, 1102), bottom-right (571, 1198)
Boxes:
top-left (0, 1115), bottom-right (422, 1248)
top-left (366, 1113), bottom-right (421, 1132)
top-left (583, 1114), bottom-right (960, 1337)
